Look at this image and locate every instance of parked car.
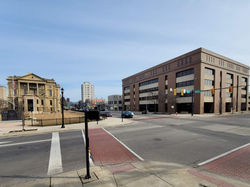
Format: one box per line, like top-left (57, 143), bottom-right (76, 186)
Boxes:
top-left (100, 111), bottom-right (112, 117)
top-left (121, 111), bottom-right (134, 118)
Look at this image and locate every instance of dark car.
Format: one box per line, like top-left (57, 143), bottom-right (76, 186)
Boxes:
top-left (100, 111), bottom-right (112, 117)
top-left (121, 111), bottom-right (134, 118)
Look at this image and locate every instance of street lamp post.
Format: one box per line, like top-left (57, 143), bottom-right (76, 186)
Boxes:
top-left (61, 88), bottom-right (65, 128)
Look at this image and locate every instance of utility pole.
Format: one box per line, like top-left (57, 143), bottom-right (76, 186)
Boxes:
top-left (84, 111), bottom-right (91, 179)
top-left (61, 88), bottom-right (65, 128)
top-left (191, 90), bottom-right (194, 116)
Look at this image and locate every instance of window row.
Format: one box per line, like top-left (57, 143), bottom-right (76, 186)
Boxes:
top-left (139, 78), bottom-right (158, 87)
top-left (139, 87), bottom-right (158, 93)
top-left (176, 80), bottom-right (194, 88)
top-left (124, 92), bottom-right (130, 96)
top-left (139, 96), bottom-right (158, 101)
top-left (124, 86), bottom-right (130, 91)
top-left (108, 101), bottom-right (122, 104)
top-left (176, 68), bottom-right (194, 78)
top-left (176, 56), bottom-right (193, 68)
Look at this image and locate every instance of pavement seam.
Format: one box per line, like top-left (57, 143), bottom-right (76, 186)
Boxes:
top-left (112, 173), bottom-right (119, 187)
top-left (76, 170), bottom-right (84, 186)
top-left (132, 163), bottom-right (175, 187)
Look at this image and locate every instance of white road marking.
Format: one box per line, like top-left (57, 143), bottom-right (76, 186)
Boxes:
top-left (0, 139), bottom-right (50, 148)
top-left (111, 125), bottom-right (163, 134)
top-left (81, 129), bottom-right (94, 166)
top-left (102, 127), bottom-right (144, 161)
top-left (0, 141), bottom-right (12, 145)
top-left (198, 142), bottom-right (250, 166)
top-left (47, 132), bottom-right (63, 176)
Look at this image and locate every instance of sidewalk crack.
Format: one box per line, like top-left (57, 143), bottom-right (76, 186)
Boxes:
top-left (113, 174), bottom-right (119, 187)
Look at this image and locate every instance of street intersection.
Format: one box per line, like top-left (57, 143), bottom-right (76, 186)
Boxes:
top-left (0, 113), bottom-right (250, 186)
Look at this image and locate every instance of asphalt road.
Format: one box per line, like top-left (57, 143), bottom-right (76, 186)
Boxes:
top-left (0, 130), bottom-right (87, 186)
top-left (106, 114), bottom-right (250, 166)
top-left (1, 114), bottom-right (250, 186)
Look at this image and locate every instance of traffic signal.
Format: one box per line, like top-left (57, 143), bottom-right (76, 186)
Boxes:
top-left (211, 88), bottom-right (215, 95)
top-left (229, 86), bottom-right (233, 93)
top-left (181, 89), bottom-right (184, 96)
top-left (174, 88), bottom-right (177, 96)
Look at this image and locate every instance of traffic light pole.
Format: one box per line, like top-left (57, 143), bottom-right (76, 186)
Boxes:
top-left (191, 90), bottom-right (194, 116)
top-left (84, 112), bottom-right (91, 179)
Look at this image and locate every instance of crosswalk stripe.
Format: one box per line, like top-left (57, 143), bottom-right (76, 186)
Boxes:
top-left (81, 129), bottom-right (94, 166)
top-left (0, 139), bottom-right (50, 148)
top-left (0, 141), bottom-right (12, 145)
top-left (47, 132), bottom-right (63, 176)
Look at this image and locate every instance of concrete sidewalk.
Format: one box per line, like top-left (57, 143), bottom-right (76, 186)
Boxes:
top-left (0, 117), bottom-right (134, 137)
top-left (13, 161), bottom-right (249, 187)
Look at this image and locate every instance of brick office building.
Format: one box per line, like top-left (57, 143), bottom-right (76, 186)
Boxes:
top-left (122, 48), bottom-right (250, 114)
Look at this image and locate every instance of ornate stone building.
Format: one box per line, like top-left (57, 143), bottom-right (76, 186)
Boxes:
top-left (7, 73), bottom-right (61, 113)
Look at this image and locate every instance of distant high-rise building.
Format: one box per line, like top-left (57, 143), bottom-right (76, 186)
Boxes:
top-left (81, 82), bottom-right (94, 103)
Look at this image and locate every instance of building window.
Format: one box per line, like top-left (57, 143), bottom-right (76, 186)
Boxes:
top-left (139, 87), bottom-right (158, 93)
top-left (41, 100), bottom-right (44, 105)
top-left (124, 92), bottom-right (130, 96)
top-left (176, 68), bottom-right (194, 78)
top-left (176, 80), bottom-right (194, 88)
top-left (242, 77), bottom-right (247, 82)
top-left (165, 75), bottom-right (168, 80)
top-left (124, 86), bottom-right (130, 91)
top-left (226, 73), bottom-right (233, 79)
top-left (204, 79), bottom-right (214, 86)
top-left (139, 78), bottom-right (158, 87)
top-left (49, 90), bottom-right (52, 96)
top-left (50, 100), bottom-right (52, 106)
top-left (204, 90), bottom-right (212, 97)
top-left (205, 68), bottom-right (214, 75)
top-left (37, 99), bottom-right (39, 104)
top-left (241, 94), bottom-right (247, 98)
top-left (226, 92), bottom-right (232, 98)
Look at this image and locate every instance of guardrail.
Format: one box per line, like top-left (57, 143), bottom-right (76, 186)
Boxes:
top-left (28, 116), bottom-right (84, 126)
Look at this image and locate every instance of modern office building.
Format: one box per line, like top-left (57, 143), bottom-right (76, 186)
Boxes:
top-left (81, 82), bottom-right (94, 103)
top-left (122, 48), bottom-right (250, 114)
top-left (108, 95), bottom-right (122, 110)
top-left (7, 73), bottom-right (61, 113)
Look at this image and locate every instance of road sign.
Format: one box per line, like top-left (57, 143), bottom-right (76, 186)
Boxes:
top-left (195, 90), bottom-right (201, 93)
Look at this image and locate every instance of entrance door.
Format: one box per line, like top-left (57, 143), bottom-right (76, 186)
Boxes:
top-left (28, 99), bottom-right (34, 111)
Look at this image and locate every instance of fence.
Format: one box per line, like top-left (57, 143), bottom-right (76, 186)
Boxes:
top-left (28, 116), bottom-right (84, 126)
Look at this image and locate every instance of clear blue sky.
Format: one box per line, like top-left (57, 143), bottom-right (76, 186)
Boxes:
top-left (0, 0), bottom-right (249, 101)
